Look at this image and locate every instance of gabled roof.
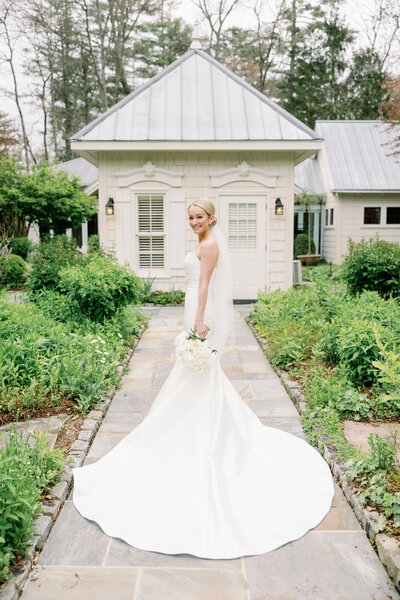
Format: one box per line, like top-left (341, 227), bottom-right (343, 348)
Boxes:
top-left (316, 120), bottom-right (400, 192)
top-left (71, 49), bottom-right (320, 143)
top-left (52, 157), bottom-right (98, 194)
top-left (295, 156), bottom-right (325, 195)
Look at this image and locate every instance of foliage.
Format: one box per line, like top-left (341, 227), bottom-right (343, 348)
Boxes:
top-left (58, 254), bottom-right (143, 321)
top-left (0, 425), bottom-right (64, 584)
top-left (87, 234), bottom-right (100, 253)
top-left (10, 237), bottom-right (33, 260)
top-left (278, 5), bottom-right (355, 127)
top-left (0, 254), bottom-right (27, 289)
top-left (342, 237), bottom-right (400, 298)
top-left (372, 331), bottom-right (400, 416)
top-left (135, 17), bottom-right (192, 79)
top-left (0, 292), bottom-right (147, 416)
top-left (146, 289), bottom-right (185, 305)
top-left (294, 233), bottom-right (316, 258)
top-left (27, 235), bottom-right (83, 292)
top-left (379, 75), bottom-right (400, 158)
top-left (0, 112), bottom-right (19, 158)
top-left (345, 48), bottom-right (388, 119)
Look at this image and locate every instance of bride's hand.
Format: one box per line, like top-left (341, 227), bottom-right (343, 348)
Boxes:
top-left (194, 319), bottom-right (207, 339)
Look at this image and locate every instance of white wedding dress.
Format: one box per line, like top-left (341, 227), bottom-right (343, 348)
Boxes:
top-left (72, 250), bottom-right (334, 559)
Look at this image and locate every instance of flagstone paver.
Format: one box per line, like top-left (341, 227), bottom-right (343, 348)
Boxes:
top-left (21, 305), bottom-right (399, 600)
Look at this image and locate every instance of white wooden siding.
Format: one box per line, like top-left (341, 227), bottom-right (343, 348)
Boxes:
top-left (336, 194), bottom-right (400, 262)
top-left (99, 150), bottom-right (293, 294)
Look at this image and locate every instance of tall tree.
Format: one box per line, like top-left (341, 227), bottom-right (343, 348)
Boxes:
top-left (134, 15), bottom-right (192, 80)
top-left (277, 2), bottom-right (354, 127)
top-left (379, 76), bottom-right (400, 157)
top-left (345, 48), bottom-right (388, 119)
top-left (0, 112), bottom-right (19, 157)
top-left (220, 0), bottom-right (286, 95)
top-left (0, 0), bottom-right (36, 166)
top-left (191, 0), bottom-right (242, 61)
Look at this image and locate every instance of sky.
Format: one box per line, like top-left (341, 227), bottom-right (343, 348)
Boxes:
top-left (0, 0), bottom-right (396, 156)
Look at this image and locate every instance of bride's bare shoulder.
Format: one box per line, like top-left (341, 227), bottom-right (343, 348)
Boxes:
top-left (199, 236), bottom-right (219, 264)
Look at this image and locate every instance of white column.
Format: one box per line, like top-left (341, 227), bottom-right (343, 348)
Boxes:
top-left (81, 220), bottom-right (88, 254)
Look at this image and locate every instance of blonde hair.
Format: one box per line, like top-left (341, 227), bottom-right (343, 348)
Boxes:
top-left (187, 198), bottom-right (217, 227)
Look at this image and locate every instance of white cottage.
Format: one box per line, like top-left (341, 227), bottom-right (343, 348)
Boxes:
top-left (296, 120), bottom-right (400, 265)
top-left (70, 45), bottom-right (322, 299)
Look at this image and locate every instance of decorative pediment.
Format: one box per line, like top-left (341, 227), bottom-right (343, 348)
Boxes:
top-left (209, 161), bottom-right (278, 188)
top-left (116, 161), bottom-right (184, 188)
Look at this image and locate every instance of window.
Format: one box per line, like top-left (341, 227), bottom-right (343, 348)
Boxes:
top-left (364, 207), bottom-right (381, 225)
top-left (228, 202), bottom-right (256, 249)
top-left (325, 209), bottom-right (328, 226)
top-left (330, 208), bottom-right (334, 226)
top-left (387, 207), bottom-right (400, 225)
top-left (137, 195), bottom-right (164, 268)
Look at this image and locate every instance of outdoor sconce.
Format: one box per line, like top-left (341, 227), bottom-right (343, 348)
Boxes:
top-left (105, 197), bottom-right (114, 215)
top-left (275, 197), bottom-right (284, 215)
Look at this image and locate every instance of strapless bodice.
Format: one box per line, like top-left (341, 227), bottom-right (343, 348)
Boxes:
top-left (183, 251), bottom-right (217, 340)
top-left (184, 251), bottom-right (217, 295)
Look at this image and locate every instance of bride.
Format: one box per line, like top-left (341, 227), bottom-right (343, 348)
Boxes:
top-left (72, 198), bottom-right (334, 560)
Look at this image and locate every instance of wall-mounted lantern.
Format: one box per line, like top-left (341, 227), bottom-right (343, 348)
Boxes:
top-left (275, 197), bottom-right (284, 216)
top-left (105, 197), bottom-right (114, 215)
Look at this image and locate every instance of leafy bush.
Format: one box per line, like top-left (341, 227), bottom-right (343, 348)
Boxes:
top-left (0, 254), bottom-right (27, 288)
top-left (0, 425), bottom-right (64, 584)
top-left (58, 254), bottom-right (143, 321)
top-left (88, 234), bottom-right (100, 253)
top-left (147, 289), bottom-right (185, 305)
top-left (342, 237), bottom-right (400, 298)
top-left (294, 233), bottom-right (315, 258)
top-left (27, 235), bottom-right (82, 292)
top-left (0, 293), bottom-right (147, 415)
top-left (10, 237), bottom-right (33, 260)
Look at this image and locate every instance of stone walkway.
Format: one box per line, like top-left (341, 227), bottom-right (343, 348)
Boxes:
top-left (21, 305), bottom-right (399, 600)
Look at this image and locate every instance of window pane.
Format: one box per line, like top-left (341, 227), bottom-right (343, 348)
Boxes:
top-left (364, 207), bottom-right (381, 225)
top-left (387, 207), bottom-right (400, 225)
top-left (325, 209), bottom-right (328, 226)
top-left (228, 202), bottom-right (257, 250)
top-left (330, 208), bottom-right (334, 226)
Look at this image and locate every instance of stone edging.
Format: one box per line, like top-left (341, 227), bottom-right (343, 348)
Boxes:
top-left (0, 322), bottom-right (148, 600)
top-left (246, 317), bottom-right (400, 592)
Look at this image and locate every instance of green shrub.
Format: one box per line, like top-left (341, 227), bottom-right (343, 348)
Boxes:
top-left (10, 237), bottom-right (33, 260)
top-left (0, 294), bottom-right (146, 415)
top-left (0, 425), bottom-right (64, 584)
top-left (342, 237), bottom-right (400, 298)
top-left (0, 254), bottom-right (27, 288)
top-left (147, 289), bottom-right (185, 305)
top-left (27, 234), bottom-right (82, 292)
top-left (58, 254), bottom-right (143, 321)
top-left (88, 234), bottom-right (100, 253)
top-left (294, 233), bottom-right (315, 258)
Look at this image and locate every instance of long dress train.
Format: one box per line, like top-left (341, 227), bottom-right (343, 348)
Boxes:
top-left (72, 250), bottom-right (334, 559)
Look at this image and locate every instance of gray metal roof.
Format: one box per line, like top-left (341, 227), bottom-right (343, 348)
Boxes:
top-left (72, 49), bottom-right (319, 142)
top-left (316, 120), bottom-right (400, 192)
top-left (294, 156), bottom-right (325, 195)
top-left (52, 157), bottom-right (98, 188)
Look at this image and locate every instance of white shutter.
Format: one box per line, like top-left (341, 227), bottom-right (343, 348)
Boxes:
top-left (137, 195), bottom-right (165, 268)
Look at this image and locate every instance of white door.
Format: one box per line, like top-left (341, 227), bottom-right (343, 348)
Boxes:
top-left (220, 196), bottom-right (266, 300)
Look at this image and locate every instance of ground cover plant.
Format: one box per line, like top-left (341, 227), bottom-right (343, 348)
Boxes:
top-left (0, 425), bottom-right (65, 585)
top-left (248, 267), bottom-right (400, 539)
top-left (0, 239), bottom-right (148, 586)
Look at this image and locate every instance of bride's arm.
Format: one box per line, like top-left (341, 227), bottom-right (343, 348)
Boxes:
top-left (194, 242), bottom-right (218, 338)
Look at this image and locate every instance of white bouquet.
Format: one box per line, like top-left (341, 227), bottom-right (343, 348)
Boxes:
top-left (175, 328), bottom-right (218, 372)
